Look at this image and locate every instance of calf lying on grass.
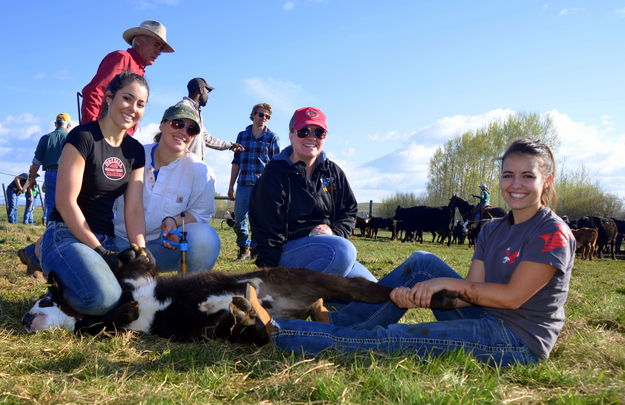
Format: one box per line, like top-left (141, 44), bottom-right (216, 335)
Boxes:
top-left (23, 245), bottom-right (458, 345)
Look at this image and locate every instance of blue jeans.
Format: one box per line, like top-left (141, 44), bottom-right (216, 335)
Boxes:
top-left (23, 194), bottom-right (35, 224)
top-left (6, 187), bottom-right (20, 224)
top-left (114, 223), bottom-right (221, 274)
top-left (279, 235), bottom-right (376, 282)
top-left (41, 221), bottom-right (121, 316)
top-left (233, 184), bottom-right (253, 247)
top-left (272, 251), bottom-right (539, 367)
top-left (44, 171), bottom-right (58, 223)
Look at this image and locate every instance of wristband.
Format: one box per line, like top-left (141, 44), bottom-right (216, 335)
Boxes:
top-left (161, 216), bottom-right (178, 228)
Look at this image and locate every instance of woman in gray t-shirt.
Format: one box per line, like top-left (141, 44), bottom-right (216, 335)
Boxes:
top-left (239, 138), bottom-right (575, 367)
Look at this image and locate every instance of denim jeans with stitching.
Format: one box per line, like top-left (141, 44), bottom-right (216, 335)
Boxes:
top-left (114, 222), bottom-right (220, 274)
top-left (23, 194), bottom-right (35, 224)
top-left (278, 234), bottom-right (376, 282)
top-left (233, 184), bottom-right (253, 248)
top-left (6, 187), bottom-right (19, 224)
top-left (272, 251), bottom-right (539, 367)
top-left (41, 221), bottom-right (121, 316)
top-left (43, 170), bottom-right (58, 223)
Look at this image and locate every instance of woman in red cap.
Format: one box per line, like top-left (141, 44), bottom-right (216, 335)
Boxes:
top-left (249, 107), bottom-right (376, 281)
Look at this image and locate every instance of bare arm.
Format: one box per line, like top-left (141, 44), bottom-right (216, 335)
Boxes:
top-left (392, 260), bottom-right (556, 310)
top-left (227, 164), bottom-right (240, 200)
top-left (55, 144), bottom-right (102, 248)
top-left (28, 163), bottom-right (40, 188)
top-left (123, 167), bottom-right (146, 248)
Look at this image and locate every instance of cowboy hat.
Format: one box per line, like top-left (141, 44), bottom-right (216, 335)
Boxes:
top-left (123, 20), bottom-right (175, 53)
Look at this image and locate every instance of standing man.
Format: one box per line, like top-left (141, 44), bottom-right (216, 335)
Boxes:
top-left (177, 77), bottom-right (243, 160)
top-left (228, 103), bottom-right (280, 261)
top-left (28, 113), bottom-right (71, 222)
top-left (80, 20), bottom-right (174, 132)
top-left (6, 172), bottom-right (28, 224)
top-left (23, 183), bottom-right (39, 224)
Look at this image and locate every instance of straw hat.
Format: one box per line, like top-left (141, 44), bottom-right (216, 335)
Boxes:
top-left (123, 20), bottom-right (175, 53)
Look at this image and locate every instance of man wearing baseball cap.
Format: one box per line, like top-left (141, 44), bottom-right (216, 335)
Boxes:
top-left (80, 20), bottom-right (174, 132)
top-left (177, 77), bottom-right (243, 161)
top-left (249, 107), bottom-right (376, 282)
top-left (17, 113), bottom-right (72, 280)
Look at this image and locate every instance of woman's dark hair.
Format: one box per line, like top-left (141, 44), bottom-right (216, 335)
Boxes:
top-left (500, 138), bottom-right (557, 209)
top-left (99, 71), bottom-right (149, 119)
top-left (154, 132), bottom-right (162, 142)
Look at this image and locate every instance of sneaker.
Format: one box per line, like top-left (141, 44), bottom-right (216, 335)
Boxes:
top-left (235, 246), bottom-right (251, 261)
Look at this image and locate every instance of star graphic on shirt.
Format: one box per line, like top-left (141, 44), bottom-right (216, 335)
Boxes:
top-left (538, 223), bottom-right (569, 252)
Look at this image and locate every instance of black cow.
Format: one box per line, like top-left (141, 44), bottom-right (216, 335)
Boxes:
top-left (353, 216), bottom-right (369, 237)
top-left (451, 220), bottom-right (468, 245)
top-left (366, 216), bottom-right (395, 240)
top-left (466, 219), bottom-right (492, 249)
top-left (394, 205), bottom-right (454, 246)
top-left (577, 216), bottom-right (618, 259)
top-left (610, 218), bottom-right (625, 253)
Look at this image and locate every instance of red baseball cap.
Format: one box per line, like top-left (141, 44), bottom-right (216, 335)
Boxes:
top-left (289, 107), bottom-right (327, 131)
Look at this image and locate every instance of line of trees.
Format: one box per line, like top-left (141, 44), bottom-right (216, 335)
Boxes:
top-left (376, 112), bottom-right (624, 219)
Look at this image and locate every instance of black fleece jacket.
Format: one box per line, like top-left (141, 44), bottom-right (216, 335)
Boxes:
top-left (249, 146), bottom-right (357, 267)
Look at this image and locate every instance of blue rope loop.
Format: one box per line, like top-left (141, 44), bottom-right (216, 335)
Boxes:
top-left (160, 227), bottom-right (188, 251)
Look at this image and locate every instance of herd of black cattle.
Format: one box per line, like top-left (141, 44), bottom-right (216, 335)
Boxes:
top-left (353, 195), bottom-right (625, 260)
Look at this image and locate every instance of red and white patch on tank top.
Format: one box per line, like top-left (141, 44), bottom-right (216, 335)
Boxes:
top-left (102, 157), bottom-right (127, 181)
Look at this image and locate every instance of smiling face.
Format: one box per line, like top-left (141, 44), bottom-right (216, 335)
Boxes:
top-left (500, 152), bottom-right (553, 223)
top-left (105, 81), bottom-right (148, 132)
top-left (159, 118), bottom-right (198, 153)
top-left (289, 124), bottom-right (325, 165)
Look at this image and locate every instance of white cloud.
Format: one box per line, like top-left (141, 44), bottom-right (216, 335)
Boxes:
top-left (4, 113), bottom-right (40, 125)
top-left (132, 0), bottom-right (181, 9)
top-left (33, 70), bottom-right (71, 80)
top-left (546, 110), bottom-right (625, 194)
top-left (368, 130), bottom-right (410, 142)
top-left (243, 77), bottom-right (311, 113)
top-left (340, 109), bottom-right (625, 202)
top-left (135, 122), bottom-right (161, 145)
top-left (558, 8), bottom-right (584, 16)
top-left (283, 1), bottom-right (295, 10)
top-left (615, 7), bottom-right (625, 16)
top-left (16, 125), bottom-right (42, 140)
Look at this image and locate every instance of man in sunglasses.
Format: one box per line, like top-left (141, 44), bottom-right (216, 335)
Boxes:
top-left (228, 103), bottom-right (280, 261)
top-left (248, 107), bottom-right (376, 281)
top-left (177, 78), bottom-right (243, 161)
top-left (80, 20), bottom-right (174, 134)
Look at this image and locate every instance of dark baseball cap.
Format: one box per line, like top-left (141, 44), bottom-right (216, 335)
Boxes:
top-left (187, 77), bottom-right (214, 93)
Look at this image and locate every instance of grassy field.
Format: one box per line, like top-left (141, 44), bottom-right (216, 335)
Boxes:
top-left (1, 212), bottom-right (624, 404)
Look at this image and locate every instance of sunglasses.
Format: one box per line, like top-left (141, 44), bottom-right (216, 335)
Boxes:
top-left (169, 119), bottom-right (200, 136)
top-left (257, 112), bottom-right (271, 119)
top-left (296, 127), bottom-right (327, 139)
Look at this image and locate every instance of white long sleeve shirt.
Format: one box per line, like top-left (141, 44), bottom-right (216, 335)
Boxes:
top-left (114, 143), bottom-right (216, 241)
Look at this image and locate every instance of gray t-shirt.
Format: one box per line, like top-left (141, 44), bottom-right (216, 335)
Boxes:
top-left (472, 207), bottom-right (575, 359)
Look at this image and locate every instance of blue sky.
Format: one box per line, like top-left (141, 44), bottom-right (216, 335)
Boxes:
top-left (1, 0), bottom-right (625, 203)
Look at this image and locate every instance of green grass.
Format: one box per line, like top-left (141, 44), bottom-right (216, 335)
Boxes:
top-left (1, 214), bottom-right (624, 404)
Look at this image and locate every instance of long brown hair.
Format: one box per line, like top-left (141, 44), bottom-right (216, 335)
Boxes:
top-left (99, 71), bottom-right (149, 119)
top-left (501, 138), bottom-right (557, 209)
